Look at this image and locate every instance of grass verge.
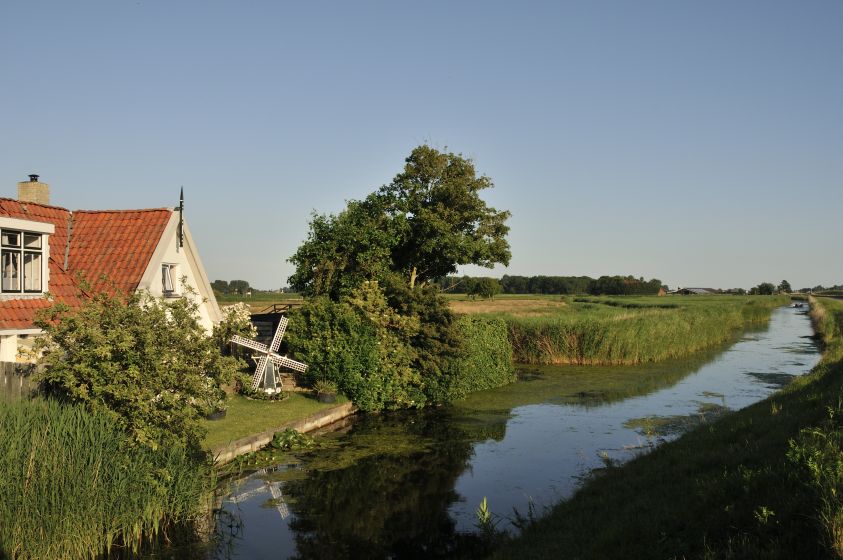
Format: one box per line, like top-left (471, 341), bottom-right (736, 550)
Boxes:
top-left (490, 296), bottom-right (843, 559)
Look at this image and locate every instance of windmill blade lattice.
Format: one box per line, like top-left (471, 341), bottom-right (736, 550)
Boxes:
top-left (230, 317), bottom-right (307, 391)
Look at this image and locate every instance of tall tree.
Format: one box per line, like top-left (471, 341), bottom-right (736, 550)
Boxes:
top-left (469, 277), bottom-right (502, 300)
top-left (287, 146), bottom-right (512, 407)
top-left (211, 279), bottom-right (230, 294)
top-left (378, 145), bottom-right (511, 288)
top-left (778, 279), bottom-right (792, 293)
top-left (288, 145), bottom-right (511, 296)
top-left (756, 282), bottom-right (776, 295)
top-left (228, 279), bottom-right (251, 295)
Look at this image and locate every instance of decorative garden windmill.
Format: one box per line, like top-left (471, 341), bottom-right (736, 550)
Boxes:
top-left (230, 317), bottom-right (307, 392)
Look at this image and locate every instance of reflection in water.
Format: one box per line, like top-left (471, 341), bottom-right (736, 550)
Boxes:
top-left (203, 306), bottom-right (820, 559)
top-left (285, 413), bottom-right (489, 559)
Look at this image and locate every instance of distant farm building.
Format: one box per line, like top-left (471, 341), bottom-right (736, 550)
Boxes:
top-left (669, 287), bottom-right (716, 295)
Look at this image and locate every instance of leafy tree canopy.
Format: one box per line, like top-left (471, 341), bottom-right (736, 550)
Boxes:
top-left (211, 279), bottom-right (230, 293)
top-left (379, 145), bottom-right (511, 288)
top-left (468, 277), bottom-right (502, 300)
top-left (751, 282), bottom-right (777, 295)
top-left (228, 279), bottom-right (251, 294)
top-left (288, 145), bottom-right (511, 297)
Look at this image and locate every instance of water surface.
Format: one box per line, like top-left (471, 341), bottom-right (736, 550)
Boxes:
top-left (210, 306), bottom-right (820, 559)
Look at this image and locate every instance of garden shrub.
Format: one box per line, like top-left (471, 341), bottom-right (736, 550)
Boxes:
top-left (288, 282), bottom-right (517, 409)
top-left (34, 290), bottom-right (240, 452)
top-left (287, 282), bottom-right (424, 411)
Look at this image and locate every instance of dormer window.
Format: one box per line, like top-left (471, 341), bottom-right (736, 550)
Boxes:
top-left (1, 229), bottom-right (44, 293)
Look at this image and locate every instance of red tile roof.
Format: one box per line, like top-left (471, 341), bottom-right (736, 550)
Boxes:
top-left (0, 198), bottom-right (173, 331)
top-left (68, 209), bottom-right (172, 294)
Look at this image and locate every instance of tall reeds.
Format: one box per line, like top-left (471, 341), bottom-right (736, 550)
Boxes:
top-left (0, 399), bottom-right (212, 559)
top-left (505, 297), bottom-right (787, 365)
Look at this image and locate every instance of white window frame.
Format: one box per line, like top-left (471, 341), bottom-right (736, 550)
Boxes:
top-left (0, 219), bottom-right (51, 295)
top-left (162, 263), bottom-right (178, 296)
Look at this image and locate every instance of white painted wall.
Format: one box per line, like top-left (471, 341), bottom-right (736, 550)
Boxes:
top-left (137, 213), bottom-right (222, 332)
top-left (0, 334), bottom-right (17, 362)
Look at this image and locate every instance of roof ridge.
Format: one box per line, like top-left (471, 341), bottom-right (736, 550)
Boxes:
top-left (0, 197), bottom-right (174, 215)
top-left (0, 197), bottom-right (70, 212)
top-left (72, 208), bottom-right (173, 214)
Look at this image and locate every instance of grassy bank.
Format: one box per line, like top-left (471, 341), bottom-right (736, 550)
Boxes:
top-left (202, 392), bottom-right (348, 450)
top-left (491, 296), bottom-right (843, 559)
top-left (466, 296), bottom-right (788, 365)
top-left (0, 399), bottom-right (211, 559)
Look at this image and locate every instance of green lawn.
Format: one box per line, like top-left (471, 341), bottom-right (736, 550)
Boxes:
top-left (202, 392), bottom-right (347, 450)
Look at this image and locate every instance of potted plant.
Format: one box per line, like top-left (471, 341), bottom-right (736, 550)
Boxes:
top-left (205, 398), bottom-right (228, 420)
top-left (314, 379), bottom-right (338, 403)
top-left (203, 387), bottom-right (228, 420)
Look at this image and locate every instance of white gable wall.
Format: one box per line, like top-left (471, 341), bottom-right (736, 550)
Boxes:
top-left (137, 213), bottom-right (222, 332)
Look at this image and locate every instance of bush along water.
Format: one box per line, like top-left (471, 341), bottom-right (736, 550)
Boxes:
top-left (444, 315), bottom-right (515, 401)
top-left (286, 279), bottom-right (517, 411)
top-left (0, 399), bottom-right (212, 559)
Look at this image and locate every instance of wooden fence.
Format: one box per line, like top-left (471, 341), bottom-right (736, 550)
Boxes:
top-left (0, 362), bottom-right (39, 401)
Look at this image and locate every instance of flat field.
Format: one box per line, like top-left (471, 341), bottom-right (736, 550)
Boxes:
top-left (448, 295), bottom-right (568, 317)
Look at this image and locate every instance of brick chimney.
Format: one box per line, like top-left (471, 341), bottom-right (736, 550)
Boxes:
top-left (17, 174), bottom-right (50, 205)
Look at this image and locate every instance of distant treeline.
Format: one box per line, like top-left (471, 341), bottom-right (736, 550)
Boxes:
top-left (435, 275), bottom-right (666, 296)
top-left (800, 284), bottom-right (843, 294)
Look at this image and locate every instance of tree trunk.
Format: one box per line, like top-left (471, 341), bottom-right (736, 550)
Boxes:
top-left (409, 266), bottom-right (417, 290)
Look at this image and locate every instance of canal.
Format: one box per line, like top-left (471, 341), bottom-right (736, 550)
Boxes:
top-left (207, 305), bottom-right (821, 559)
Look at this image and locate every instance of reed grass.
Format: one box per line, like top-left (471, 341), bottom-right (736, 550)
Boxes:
top-left (0, 399), bottom-right (212, 559)
top-left (502, 296), bottom-right (787, 365)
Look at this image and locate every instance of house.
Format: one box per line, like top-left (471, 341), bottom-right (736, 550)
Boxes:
top-left (0, 175), bottom-right (221, 363)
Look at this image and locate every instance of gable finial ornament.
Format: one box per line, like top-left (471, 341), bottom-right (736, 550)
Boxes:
top-left (230, 317), bottom-right (308, 392)
top-left (176, 187), bottom-right (184, 251)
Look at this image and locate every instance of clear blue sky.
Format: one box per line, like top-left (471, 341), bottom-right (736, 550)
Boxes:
top-left (2, 1), bottom-right (841, 290)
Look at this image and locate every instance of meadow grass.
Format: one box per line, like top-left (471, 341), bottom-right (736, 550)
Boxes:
top-left (465, 295), bottom-right (789, 365)
top-left (0, 399), bottom-right (212, 560)
top-left (490, 296), bottom-right (843, 559)
top-left (215, 292), bottom-right (302, 304)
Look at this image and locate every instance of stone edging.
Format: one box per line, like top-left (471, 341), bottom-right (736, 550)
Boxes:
top-left (211, 401), bottom-right (358, 464)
